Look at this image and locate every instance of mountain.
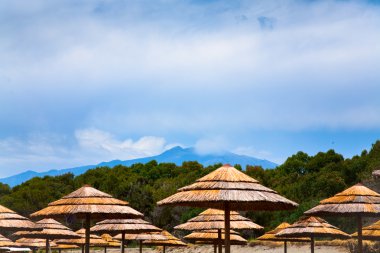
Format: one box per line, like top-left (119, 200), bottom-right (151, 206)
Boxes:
top-left (0, 146), bottom-right (277, 187)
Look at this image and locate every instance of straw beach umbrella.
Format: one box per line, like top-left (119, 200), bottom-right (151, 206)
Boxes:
top-left (13, 218), bottom-right (80, 253)
top-left (134, 233), bottom-right (167, 253)
top-left (304, 183), bottom-right (380, 253)
top-left (175, 208), bottom-right (263, 253)
top-left (31, 185), bottom-right (143, 253)
top-left (100, 234), bottom-right (121, 253)
top-left (16, 238), bottom-right (58, 253)
top-left (114, 232), bottom-right (167, 253)
top-left (56, 228), bottom-right (109, 253)
top-left (352, 219), bottom-right (380, 240)
top-left (276, 216), bottom-right (350, 253)
top-left (91, 219), bottom-right (162, 253)
top-left (184, 229), bottom-right (247, 253)
top-left (143, 230), bottom-right (186, 253)
top-left (0, 234), bottom-right (20, 247)
top-left (257, 222), bottom-right (310, 253)
top-left (0, 205), bottom-right (38, 231)
top-left (158, 164), bottom-right (298, 253)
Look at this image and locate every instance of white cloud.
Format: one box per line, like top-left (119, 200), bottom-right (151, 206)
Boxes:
top-left (75, 128), bottom-right (171, 160)
top-left (0, 129), bottom-right (178, 177)
top-left (0, 1), bottom-right (379, 176)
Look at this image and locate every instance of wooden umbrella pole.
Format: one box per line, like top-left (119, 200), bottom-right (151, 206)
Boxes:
top-left (214, 243), bottom-right (217, 253)
top-left (139, 240), bottom-right (142, 253)
top-left (163, 245), bottom-right (166, 253)
top-left (284, 240), bottom-right (287, 253)
top-left (46, 239), bottom-right (50, 253)
top-left (121, 231), bottom-right (126, 253)
top-left (85, 214), bottom-right (91, 253)
top-left (82, 245), bottom-right (84, 253)
top-left (310, 236), bottom-right (314, 253)
top-left (224, 202), bottom-right (231, 253)
top-left (104, 246), bottom-right (107, 253)
top-left (358, 215), bottom-right (363, 253)
top-left (218, 228), bottom-right (222, 253)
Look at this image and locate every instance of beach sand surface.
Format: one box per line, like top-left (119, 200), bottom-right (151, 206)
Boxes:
top-left (87, 244), bottom-right (348, 253)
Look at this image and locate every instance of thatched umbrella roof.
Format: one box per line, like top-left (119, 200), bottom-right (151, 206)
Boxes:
top-left (184, 230), bottom-right (247, 245)
top-left (143, 231), bottom-right (186, 253)
top-left (0, 234), bottom-right (19, 247)
top-left (143, 230), bottom-right (186, 246)
top-left (352, 220), bottom-right (380, 241)
top-left (31, 185), bottom-right (143, 220)
top-left (31, 185), bottom-right (143, 253)
top-left (305, 184), bottom-right (380, 216)
top-left (276, 216), bottom-right (350, 253)
top-left (175, 208), bottom-right (263, 231)
top-left (257, 222), bottom-right (310, 253)
top-left (52, 244), bottom-right (79, 250)
top-left (115, 232), bottom-right (167, 253)
top-left (91, 219), bottom-right (161, 234)
top-left (158, 164), bottom-right (298, 253)
top-left (13, 218), bottom-right (80, 239)
top-left (101, 234), bottom-right (121, 247)
top-left (16, 238), bottom-right (58, 248)
top-left (91, 218), bottom-right (162, 253)
top-left (55, 229), bottom-right (108, 247)
top-left (258, 222), bottom-right (310, 242)
top-left (304, 183), bottom-right (380, 253)
top-left (0, 205), bottom-right (38, 231)
top-left (158, 164), bottom-right (297, 211)
top-left (13, 218), bottom-right (81, 253)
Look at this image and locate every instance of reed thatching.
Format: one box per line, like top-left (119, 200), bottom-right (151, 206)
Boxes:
top-left (100, 234), bottom-right (121, 247)
top-left (276, 216), bottom-right (350, 239)
top-left (31, 185), bottom-right (143, 220)
top-left (52, 244), bottom-right (80, 249)
top-left (305, 184), bottom-right (380, 216)
top-left (16, 238), bottom-right (58, 248)
top-left (158, 164), bottom-right (298, 253)
top-left (13, 218), bottom-right (81, 239)
top-left (352, 220), bottom-right (380, 240)
top-left (257, 222), bottom-right (310, 242)
top-left (91, 219), bottom-right (162, 234)
top-left (55, 229), bottom-right (108, 246)
top-left (184, 229), bottom-right (247, 244)
top-left (0, 234), bottom-right (19, 247)
top-left (114, 232), bottom-right (167, 241)
top-left (175, 208), bottom-right (263, 231)
top-left (158, 164), bottom-right (298, 211)
top-left (143, 230), bottom-right (187, 247)
top-left (0, 205), bottom-right (38, 231)
top-left (304, 183), bottom-right (380, 253)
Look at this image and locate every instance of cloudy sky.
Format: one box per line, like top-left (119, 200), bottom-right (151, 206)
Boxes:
top-left (1, 0), bottom-right (380, 178)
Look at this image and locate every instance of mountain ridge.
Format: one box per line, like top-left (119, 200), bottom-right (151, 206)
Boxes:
top-left (0, 146), bottom-right (277, 187)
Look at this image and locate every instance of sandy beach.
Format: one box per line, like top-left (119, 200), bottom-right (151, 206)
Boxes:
top-left (89, 244), bottom-right (349, 253)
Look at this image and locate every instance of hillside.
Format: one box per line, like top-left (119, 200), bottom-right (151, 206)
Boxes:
top-left (0, 140), bottom-right (379, 234)
top-left (0, 146), bottom-right (277, 187)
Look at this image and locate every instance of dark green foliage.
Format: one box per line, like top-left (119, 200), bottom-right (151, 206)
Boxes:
top-left (1, 141), bottom-right (380, 238)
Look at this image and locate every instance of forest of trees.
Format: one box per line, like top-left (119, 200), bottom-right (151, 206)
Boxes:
top-left (1, 141), bottom-right (380, 238)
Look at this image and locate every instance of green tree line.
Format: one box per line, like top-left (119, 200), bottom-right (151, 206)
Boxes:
top-left (1, 141), bottom-right (380, 237)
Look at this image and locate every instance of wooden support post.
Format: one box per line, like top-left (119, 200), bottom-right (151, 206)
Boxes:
top-left (284, 240), bottom-right (287, 253)
top-left (46, 239), bottom-right (50, 253)
top-left (121, 232), bottom-right (125, 253)
top-left (224, 203), bottom-right (231, 253)
top-left (358, 215), bottom-right (363, 253)
top-left (218, 228), bottom-right (222, 253)
top-left (85, 214), bottom-right (91, 253)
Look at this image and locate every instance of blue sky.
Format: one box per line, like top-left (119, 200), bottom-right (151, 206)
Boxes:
top-left (1, 0), bottom-right (380, 178)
